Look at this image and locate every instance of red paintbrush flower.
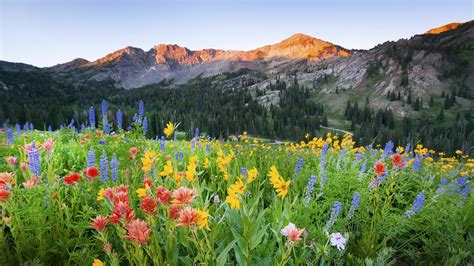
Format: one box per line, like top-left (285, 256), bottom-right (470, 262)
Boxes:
top-left (156, 186), bottom-right (171, 204)
top-left (0, 188), bottom-right (10, 201)
top-left (64, 172), bottom-right (81, 185)
top-left (140, 196), bottom-right (157, 215)
top-left (123, 219), bottom-right (150, 245)
top-left (177, 206), bottom-right (198, 227)
top-left (109, 201), bottom-right (135, 225)
top-left (172, 187), bottom-right (197, 205)
top-left (374, 162), bottom-right (386, 176)
top-left (83, 166), bottom-right (99, 180)
top-left (92, 216), bottom-right (108, 231)
top-left (391, 154), bottom-right (405, 168)
top-left (169, 204), bottom-right (181, 220)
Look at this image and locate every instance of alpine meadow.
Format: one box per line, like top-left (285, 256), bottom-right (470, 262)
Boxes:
top-left (0, 1), bottom-right (473, 265)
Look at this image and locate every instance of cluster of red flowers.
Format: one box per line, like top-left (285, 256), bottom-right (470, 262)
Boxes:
top-left (374, 162), bottom-right (386, 176)
top-left (0, 172), bottom-right (14, 201)
top-left (64, 172), bottom-right (81, 185)
top-left (391, 154), bottom-right (405, 168)
top-left (92, 184), bottom-right (151, 245)
top-left (83, 166), bottom-right (100, 180)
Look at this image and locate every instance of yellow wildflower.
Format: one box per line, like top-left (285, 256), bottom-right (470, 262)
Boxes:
top-left (136, 184), bottom-right (150, 198)
top-left (164, 122), bottom-right (175, 137)
top-left (92, 259), bottom-right (104, 266)
top-left (229, 179), bottom-right (246, 194)
top-left (226, 192), bottom-right (240, 209)
top-left (97, 188), bottom-right (105, 201)
top-left (204, 157), bottom-right (209, 169)
top-left (196, 208), bottom-right (211, 230)
top-left (267, 165), bottom-right (290, 199)
top-left (247, 168), bottom-right (258, 184)
top-left (160, 160), bottom-right (173, 177)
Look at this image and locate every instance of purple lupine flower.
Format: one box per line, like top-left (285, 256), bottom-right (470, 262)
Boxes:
top-left (347, 192), bottom-right (360, 220)
top-left (191, 138), bottom-right (196, 153)
top-left (23, 122), bottom-right (29, 131)
top-left (80, 123), bottom-right (86, 131)
top-left (320, 160), bottom-right (327, 176)
top-left (99, 151), bottom-right (108, 183)
top-left (240, 167), bottom-right (247, 177)
top-left (127, 125), bottom-right (132, 131)
top-left (405, 192), bottom-right (425, 217)
top-left (179, 151), bottom-right (184, 161)
top-left (104, 123), bottom-right (110, 135)
top-left (303, 175), bottom-right (317, 206)
top-left (376, 172), bottom-right (388, 184)
top-left (29, 123), bottom-right (33, 131)
top-left (47, 125), bottom-right (52, 132)
top-left (455, 176), bottom-right (468, 195)
top-left (87, 147), bottom-right (95, 168)
top-left (337, 148), bottom-right (346, 169)
top-left (138, 100), bottom-right (145, 117)
top-left (68, 119), bottom-right (75, 130)
top-left (320, 173), bottom-right (328, 190)
top-left (132, 114), bottom-right (137, 123)
top-left (142, 117), bottom-right (148, 135)
top-left (160, 136), bottom-right (165, 152)
top-left (89, 106), bottom-right (96, 129)
top-left (15, 124), bottom-right (21, 136)
top-left (28, 142), bottom-right (41, 177)
top-left (324, 201), bottom-right (342, 233)
top-left (6, 128), bottom-right (14, 146)
top-left (412, 155), bottom-right (422, 172)
top-left (435, 178), bottom-right (448, 196)
top-left (359, 160), bottom-right (367, 179)
top-left (291, 157), bottom-right (304, 183)
top-left (404, 143), bottom-right (411, 154)
top-left (174, 152), bottom-right (178, 162)
top-left (116, 110), bottom-right (122, 130)
top-left (382, 141), bottom-right (394, 159)
top-left (60, 124), bottom-right (64, 130)
top-left (110, 154), bottom-right (118, 182)
top-left (354, 151), bottom-right (363, 163)
top-left (321, 143), bottom-right (329, 159)
top-left (101, 100), bottom-right (107, 123)
top-left (194, 128), bottom-right (199, 138)
top-left (206, 143), bottom-right (211, 153)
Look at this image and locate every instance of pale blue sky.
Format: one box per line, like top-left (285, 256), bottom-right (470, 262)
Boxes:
top-left (1, 0), bottom-right (472, 67)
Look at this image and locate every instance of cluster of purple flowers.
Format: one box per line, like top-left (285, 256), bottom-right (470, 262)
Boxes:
top-left (160, 136), bottom-right (165, 152)
top-left (142, 117), bottom-right (148, 135)
top-left (6, 128), bottom-right (14, 146)
top-left (110, 154), bottom-right (119, 183)
top-left (324, 201), bottom-right (342, 233)
top-left (87, 147), bottom-right (95, 168)
top-left (100, 151), bottom-right (108, 182)
top-left (382, 140), bottom-right (394, 159)
top-left (291, 157), bottom-right (304, 183)
top-left (89, 106), bottom-right (96, 129)
top-left (28, 142), bottom-right (41, 177)
top-left (347, 192), bottom-right (360, 220)
top-left (405, 191), bottom-right (425, 217)
top-left (116, 110), bottom-right (123, 130)
top-left (303, 175), bottom-right (317, 206)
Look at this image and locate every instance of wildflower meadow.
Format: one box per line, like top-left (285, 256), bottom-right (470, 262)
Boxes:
top-left (0, 101), bottom-right (473, 265)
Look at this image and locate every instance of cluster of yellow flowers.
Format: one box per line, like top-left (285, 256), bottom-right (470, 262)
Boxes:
top-left (267, 165), bottom-right (290, 199)
top-left (225, 167), bottom-right (259, 209)
top-left (141, 150), bottom-right (157, 173)
top-left (185, 156), bottom-right (198, 182)
top-left (216, 150), bottom-right (234, 181)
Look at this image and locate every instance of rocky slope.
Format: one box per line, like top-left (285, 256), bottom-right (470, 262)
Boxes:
top-left (47, 33), bottom-right (349, 88)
